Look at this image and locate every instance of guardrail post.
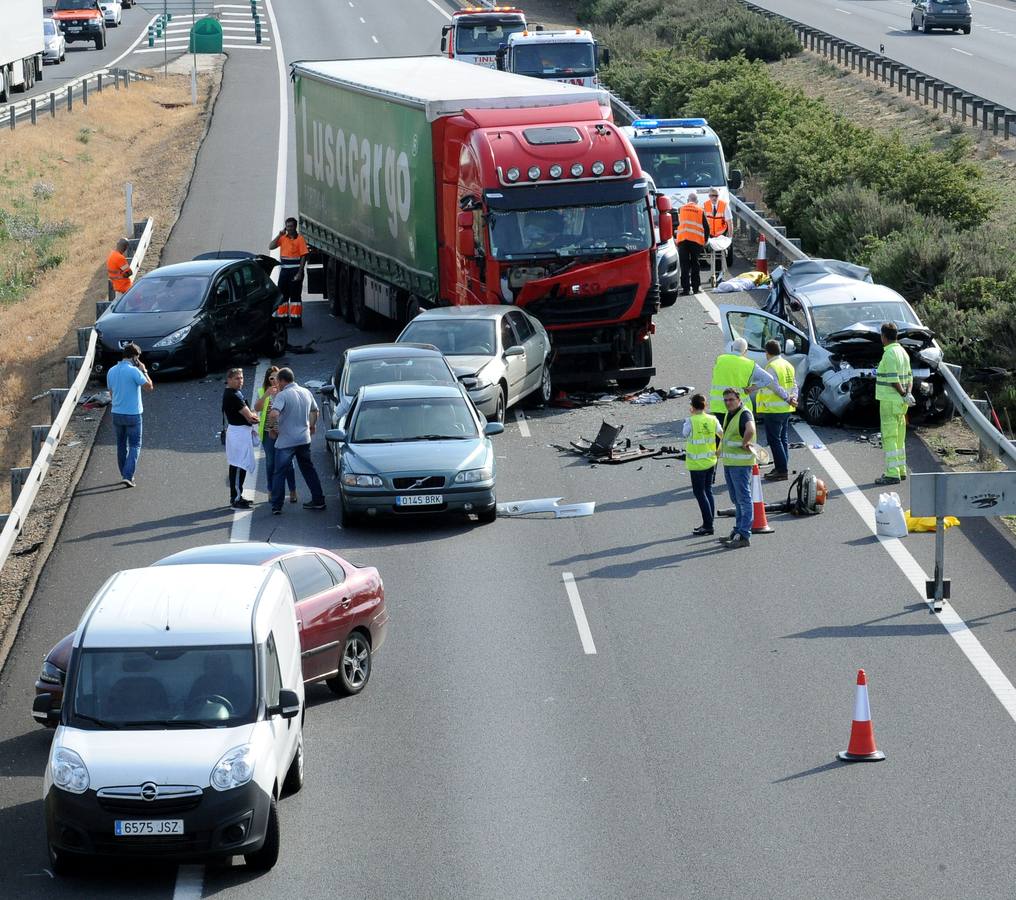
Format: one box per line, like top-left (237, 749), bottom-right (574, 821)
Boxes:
top-left (97, 72), bottom-right (102, 93)
top-left (8, 107), bottom-right (14, 131)
top-left (114, 69), bottom-right (120, 90)
top-left (31, 98), bottom-right (37, 125)
top-left (865, 53), bottom-right (872, 77)
top-left (1005, 113), bottom-right (1016, 141)
top-left (970, 98), bottom-right (983, 126)
top-left (981, 103), bottom-right (994, 131)
top-left (66, 85), bottom-right (72, 111)
top-left (125, 71), bottom-right (130, 89)
top-left (82, 79), bottom-right (88, 106)
top-left (77, 327), bottom-right (93, 356)
top-left (923, 78), bottom-right (931, 105)
top-left (11, 468), bottom-right (31, 505)
top-left (66, 356), bottom-right (84, 387)
top-left (49, 389), bottom-right (68, 425)
top-left (50, 91), bottom-right (56, 118)
top-left (96, 299), bottom-right (111, 320)
top-left (31, 426), bottom-right (48, 463)
top-left (913, 75), bottom-right (924, 102)
top-left (836, 42), bottom-right (843, 65)
top-left (992, 107), bottom-right (1004, 136)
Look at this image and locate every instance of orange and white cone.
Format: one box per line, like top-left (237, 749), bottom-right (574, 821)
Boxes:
top-left (755, 234), bottom-right (768, 275)
top-left (750, 463), bottom-right (773, 534)
top-left (838, 669), bottom-right (886, 762)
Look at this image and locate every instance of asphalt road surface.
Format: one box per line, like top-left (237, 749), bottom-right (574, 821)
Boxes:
top-left (1, 0), bottom-right (1016, 897)
top-left (751, 0), bottom-right (1016, 108)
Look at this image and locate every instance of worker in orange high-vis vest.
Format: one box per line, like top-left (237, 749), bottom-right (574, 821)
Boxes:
top-left (676, 192), bottom-right (710, 296)
top-left (703, 188), bottom-right (734, 267)
top-left (106, 238), bottom-right (133, 299)
top-left (269, 217), bottom-right (309, 327)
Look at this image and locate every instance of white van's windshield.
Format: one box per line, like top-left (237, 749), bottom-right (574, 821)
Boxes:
top-left (70, 645), bottom-right (257, 728)
top-left (636, 146), bottom-right (725, 189)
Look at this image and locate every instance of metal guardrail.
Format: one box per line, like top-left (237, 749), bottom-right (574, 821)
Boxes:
top-left (737, 0), bottom-right (1016, 141)
top-left (0, 218), bottom-right (155, 574)
top-left (607, 82), bottom-right (1014, 467)
top-left (2, 67), bottom-right (155, 130)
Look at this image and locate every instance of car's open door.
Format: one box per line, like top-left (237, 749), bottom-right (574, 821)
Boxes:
top-left (717, 304), bottom-right (810, 382)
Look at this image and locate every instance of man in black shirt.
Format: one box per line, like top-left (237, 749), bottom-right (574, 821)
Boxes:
top-left (222, 367), bottom-right (259, 508)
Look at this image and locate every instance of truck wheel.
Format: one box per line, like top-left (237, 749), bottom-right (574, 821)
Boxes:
top-left (325, 258), bottom-right (340, 317)
top-left (617, 338), bottom-right (653, 392)
top-left (337, 265), bottom-right (354, 323)
top-left (351, 269), bottom-right (374, 330)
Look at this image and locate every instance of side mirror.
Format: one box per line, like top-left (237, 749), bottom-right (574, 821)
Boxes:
top-left (457, 228), bottom-right (475, 258)
top-left (320, 384), bottom-right (337, 401)
top-left (728, 169), bottom-right (743, 191)
top-left (484, 421), bottom-right (505, 436)
top-left (273, 688), bottom-right (301, 720)
top-left (32, 693), bottom-right (60, 725)
top-left (504, 345), bottom-right (525, 358)
top-left (441, 35), bottom-right (447, 52)
top-left (656, 197), bottom-right (674, 243)
top-left (325, 427), bottom-right (346, 444)
top-left (495, 47), bottom-right (507, 69)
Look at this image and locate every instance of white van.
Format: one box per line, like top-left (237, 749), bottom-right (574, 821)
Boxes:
top-left (36, 564), bottom-right (304, 875)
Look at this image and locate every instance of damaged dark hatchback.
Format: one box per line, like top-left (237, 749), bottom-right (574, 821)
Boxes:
top-left (718, 259), bottom-right (951, 424)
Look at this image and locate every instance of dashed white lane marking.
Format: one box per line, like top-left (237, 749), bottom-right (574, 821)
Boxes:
top-left (513, 408), bottom-right (531, 438)
top-left (359, 15), bottom-right (365, 22)
top-left (972, 0), bottom-right (1016, 13)
top-left (563, 573), bottom-right (597, 655)
top-left (423, 0), bottom-right (452, 20)
top-left (372, 34), bottom-right (379, 43)
top-left (951, 47), bottom-right (974, 55)
top-left (694, 288), bottom-right (1016, 724)
top-left (834, 6), bottom-right (852, 13)
top-left (173, 865), bottom-right (204, 900)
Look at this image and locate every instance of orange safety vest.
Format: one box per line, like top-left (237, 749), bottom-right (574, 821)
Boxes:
top-left (106, 249), bottom-right (132, 293)
top-left (676, 203), bottom-right (706, 245)
top-left (703, 198), bottom-right (729, 237)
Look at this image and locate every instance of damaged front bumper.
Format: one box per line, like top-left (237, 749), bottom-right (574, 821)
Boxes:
top-left (818, 365), bottom-right (948, 418)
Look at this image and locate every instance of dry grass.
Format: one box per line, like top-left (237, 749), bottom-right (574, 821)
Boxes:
top-left (0, 66), bottom-right (222, 513)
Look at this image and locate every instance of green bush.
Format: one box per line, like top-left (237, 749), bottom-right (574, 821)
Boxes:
top-left (802, 185), bottom-right (921, 262)
top-left (921, 276), bottom-right (1016, 374)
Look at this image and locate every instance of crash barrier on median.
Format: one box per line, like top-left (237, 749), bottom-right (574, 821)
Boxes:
top-left (1, 67), bottom-right (155, 131)
top-left (607, 83), bottom-right (1015, 467)
top-left (0, 216), bottom-right (156, 576)
top-left (736, 0), bottom-right (1016, 141)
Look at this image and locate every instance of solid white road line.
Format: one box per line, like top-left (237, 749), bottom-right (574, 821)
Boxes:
top-left (173, 864), bottom-right (204, 900)
top-left (563, 573), bottom-right (597, 655)
top-left (265, 0), bottom-right (288, 246)
top-left (230, 359), bottom-right (269, 543)
top-left (107, 13), bottom-right (158, 67)
top-left (951, 47), bottom-right (974, 56)
top-left (692, 288), bottom-right (1016, 724)
top-left (513, 408), bottom-right (531, 438)
top-left (972, 0), bottom-right (1016, 13)
top-left (423, 0), bottom-right (452, 21)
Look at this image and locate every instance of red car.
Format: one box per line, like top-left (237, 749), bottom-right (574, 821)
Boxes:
top-left (33, 542), bottom-right (388, 726)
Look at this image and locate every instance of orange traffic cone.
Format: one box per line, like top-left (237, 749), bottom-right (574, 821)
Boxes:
top-left (755, 234), bottom-right (768, 275)
top-left (749, 463), bottom-right (773, 534)
top-left (838, 669), bottom-right (886, 763)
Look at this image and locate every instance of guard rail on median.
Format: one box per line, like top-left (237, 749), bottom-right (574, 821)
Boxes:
top-left (737, 0), bottom-right (1016, 141)
top-left (0, 217), bottom-right (155, 575)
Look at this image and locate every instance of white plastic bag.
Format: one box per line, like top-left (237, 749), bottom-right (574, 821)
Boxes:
top-left (875, 491), bottom-right (908, 538)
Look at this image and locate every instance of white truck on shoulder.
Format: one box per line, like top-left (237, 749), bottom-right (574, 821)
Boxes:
top-left (496, 28), bottom-right (607, 89)
top-left (441, 6), bottom-right (528, 68)
top-left (1, 0), bottom-right (44, 103)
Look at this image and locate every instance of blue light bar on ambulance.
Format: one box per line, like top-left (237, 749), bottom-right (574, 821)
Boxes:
top-left (631, 118), bottom-right (709, 130)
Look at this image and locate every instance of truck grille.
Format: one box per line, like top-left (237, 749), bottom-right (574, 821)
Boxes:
top-left (392, 475), bottom-right (445, 490)
top-left (525, 285), bottom-right (638, 326)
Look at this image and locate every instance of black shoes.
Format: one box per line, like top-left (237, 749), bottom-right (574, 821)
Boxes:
top-left (692, 526), bottom-right (714, 536)
top-left (725, 533), bottom-right (750, 549)
top-left (764, 471), bottom-right (789, 482)
top-left (231, 498), bottom-right (252, 510)
top-left (303, 500), bottom-right (327, 510)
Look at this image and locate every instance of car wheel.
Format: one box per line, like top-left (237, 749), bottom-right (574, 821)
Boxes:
top-left (244, 797), bottom-right (280, 871)
top-left (923, 20), bottom-right (932, 33)
top-left (337, 492), bottom-right (361, 527)
top-left (962, 25), bottom-right (970, 34)
top-left (95, 30), bottom-right (105, 50)
top-left (193, 337), bottom-right (210, 377)
top-left (265, 318), bottom-right (287, 357)
top-left (801, 377), bottom-right (835, 425)
top-left (617, 337), bottom-right (653, 392)
top-left (526, 362), bottom-right (552, 408)
top-left (911, 15), bottom-right (918, 31)
top-left (659, 290), bottom-right (679, 308)
top-left (477, 501), bottom-right (497, 524)
top-left (490, 383), bottom-right (506, 423)
top-left (327, 631), bottom-right (372, 696)
top-left (49, 844), bottom-right (81, 876)
top-left (60, 50), bottom-right (65, 61)
top-left (282, 736), bottom-right (303, 796)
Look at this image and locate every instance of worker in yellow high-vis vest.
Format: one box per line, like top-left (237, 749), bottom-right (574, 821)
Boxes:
top-left (709, 337), bottom-right (795, 418)
top-left (756, 339), bottom-right (798, 481)
top-left (875, 321), bottom-right (914, 485)
top-left (681, 393), bottom-right (724, 535)
top-left (718, 387), bottom-right (756, 549)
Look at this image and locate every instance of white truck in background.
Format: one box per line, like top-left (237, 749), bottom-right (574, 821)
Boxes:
top-left (0, 0), bottom-right (44, 103)
top-left (441, 6), bottom-right (528, 68)
top-left (496, 28), bottom-right (607, 89)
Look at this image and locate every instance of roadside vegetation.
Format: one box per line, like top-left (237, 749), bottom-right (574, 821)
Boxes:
top-left (579, 0), bottom-right (1016, 417)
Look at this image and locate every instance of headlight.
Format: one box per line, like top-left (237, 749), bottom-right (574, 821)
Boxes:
top-left (505, 167), bottom-right (520, 182)
top-left (342, 473), bottom-right (382, 487)
top-left (52, 748), bottom-right (89, 794)
top-left (454, 468), bottom-right (492, 484)
top-left (591, 160), bottom-right (605, 176)
top-left (153, 325), bottom-right (192, 348)
top-left (549, 164), bottom-right (563, 179)
top-left (612, 159), bottom-right (627, 174)
top-left (570, 163), bottom-right (584, 177)
top-left (210, 744), bottom-right (255, 791)
top-left (39, 660), bottom-right (65, 685)
top-left (527, 166), bottom-right (541, 181)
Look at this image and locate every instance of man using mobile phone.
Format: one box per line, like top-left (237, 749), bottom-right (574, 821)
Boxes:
top-left (269, 217), bottom-right (308, 327)
top-left (105, 341), bottom-right (153, 487)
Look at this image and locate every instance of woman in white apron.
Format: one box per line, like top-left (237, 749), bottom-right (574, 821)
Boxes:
top-left (222, 367), bottom-right (259, 509)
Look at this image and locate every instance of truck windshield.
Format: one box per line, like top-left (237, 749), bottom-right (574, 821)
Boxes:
top-left (488, 200), bottom-right (652, 260)
top-left (69, 645), bottom-right (257, 729)
top-left (512, 43), bottom-right (596, 77)
top-left (455, 20), bottom-right (526, 54)
top-left (636, 146), bottom-right (725, 189)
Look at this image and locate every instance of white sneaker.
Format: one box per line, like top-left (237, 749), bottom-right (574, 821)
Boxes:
top-left (122, 478), bottom-right (135, 487)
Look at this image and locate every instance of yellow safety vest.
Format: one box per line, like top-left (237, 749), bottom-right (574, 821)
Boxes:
top-left (720, 406), bottom-right (755, 466)
top-left (686, 413), bottom-right (720, 471)
top-left (709, 354), bottom-right (755, 415)
top-left (875, 342), bottom-right (912, 401)
top-left (756, 356), bottom-right (796, 414)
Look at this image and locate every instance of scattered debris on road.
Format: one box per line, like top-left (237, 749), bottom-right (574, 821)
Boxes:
top-left (550, 385), bottom-right (693, 408)
top-left (496, 497), bottom-right (595, 518)
top-left (554, 420), bottom-right (686, 465)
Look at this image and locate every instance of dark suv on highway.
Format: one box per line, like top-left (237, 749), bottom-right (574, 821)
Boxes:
top-left (911, 0), bottom-right (972, 34)
top-left (51, 0), bottom-right (107, 50)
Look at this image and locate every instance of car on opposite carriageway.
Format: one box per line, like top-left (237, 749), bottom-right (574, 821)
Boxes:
top-left (94, 253), bottom-right (286, 377)
top-left (33, 543), bottom-right (388, 728)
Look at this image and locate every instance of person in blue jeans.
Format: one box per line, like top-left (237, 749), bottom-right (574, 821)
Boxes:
top-left (253, 367), bottom-right (297, 504)
top-left (266, 367), bottom-right (326, 514)
top-left (105, 342), bottom-right (153, 487)
top-left (718, 388), bottom-right (756, 549)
